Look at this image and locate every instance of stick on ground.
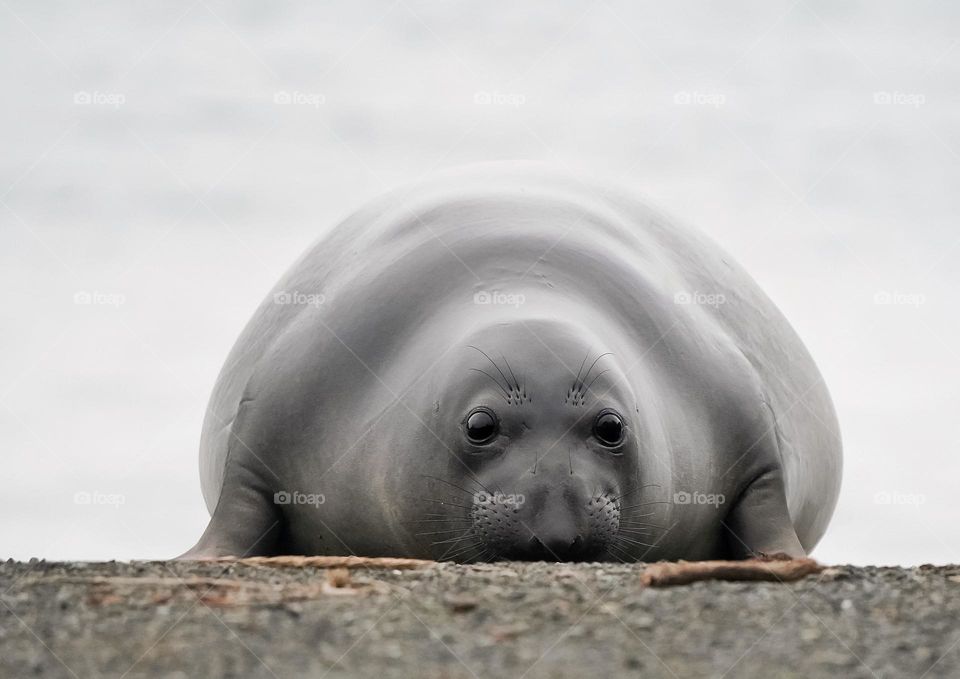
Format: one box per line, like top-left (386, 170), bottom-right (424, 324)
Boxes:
top-left (641, 557), bottom-right (823, 587)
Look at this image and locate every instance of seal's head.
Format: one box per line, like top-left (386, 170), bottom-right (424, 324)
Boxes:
top-left (411, 319), bottom-right (671, 563)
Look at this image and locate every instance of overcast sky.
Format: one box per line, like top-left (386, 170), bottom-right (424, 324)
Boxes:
top-left (1, 0), bottom-right (957, 564)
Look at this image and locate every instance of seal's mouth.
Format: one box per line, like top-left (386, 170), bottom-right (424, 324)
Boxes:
top-left (501, 534), bottom-right (594, 562)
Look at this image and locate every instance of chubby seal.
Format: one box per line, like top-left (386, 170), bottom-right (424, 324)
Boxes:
top-left (182, 162), bottom-right (841, 562)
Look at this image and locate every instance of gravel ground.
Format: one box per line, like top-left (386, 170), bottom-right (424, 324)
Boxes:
top-left (2, 560), bottom-right (959, 678)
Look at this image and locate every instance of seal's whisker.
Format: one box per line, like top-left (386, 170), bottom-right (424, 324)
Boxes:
top-left (440, 539), bottom-right (485, 561)
top-left (615, 535), bottom-right (657, 548)
top-left (436, 535), bottom-right (480, 559)
top-left (468, 368), bottom-right (511, 400)
top-left (618, 523), bottom-right (665, 532)
top-left (455, 544), bottom-right (489, 563)
top-left (440, 539), bottom-right (481, 556)
top-left (467, 345), bottom-right (514, 393)
top-left (573, 348), bottom-right (590, 391)
top-left (624, 526), bottom-right (654, 537)
top-left (500, 352), bottom-right (521, 392)
top-left (444, 469), bottom-right (497, 498)
top-left (604, 545), bottom-right (630, 564)
top-left (578, 352), bottom-right (613, 391)
top-left (456, 474), bottom-right (505, 498)
top-left (430, 530), bottom-right (477, 546)
top-left (618, 512), bottom-right (657, 520)
top-left (606, 543), bottom-right (635, 563)
top-left (619, 500), bottom-right (672, 510)
top-left (612, 483), bottom-right (662, 502)
top-left (429, 531), bottom-right (478, 545)
top-left (420, 474), bottom-right (482, 499)
top-left (406, 518), bottom-right (473, 525)
top-left (424, 512), bottom-right (470, 522)
top-left (404, 496), bottom-right (472, 510)
top-left (618, 529), bottom-right (654, 538)
top-left (417, 527), bottom-right (477, 537)
top-left (604, 546), bottom-right (629, 564)
top-left (582, 369), bottom-right (611, 398)
top-left (457, 547), bottom-right (491, 564)
top-left (457, 540), bottom-right (487, 559)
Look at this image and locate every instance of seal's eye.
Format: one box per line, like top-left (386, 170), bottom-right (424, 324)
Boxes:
top-left (594, 411), bottom-right (624, 446)
top-left (465, 408), bottom-right (498, 444)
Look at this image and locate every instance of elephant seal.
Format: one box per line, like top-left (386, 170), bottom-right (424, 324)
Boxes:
top-left (182, 162), bottom-right (841, 562)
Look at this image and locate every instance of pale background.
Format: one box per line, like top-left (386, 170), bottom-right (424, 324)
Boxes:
top-left (1, 0), bottom-right (957, 564)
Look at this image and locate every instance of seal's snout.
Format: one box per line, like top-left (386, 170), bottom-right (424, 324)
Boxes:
top-left (471, 480), bottom-right (619, 562)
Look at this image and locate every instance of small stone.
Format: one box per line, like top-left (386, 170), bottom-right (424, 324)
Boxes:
top-left (490, 622), bottom-right (529, 641)
top-left (631, 614), bottom-right (655, 629)
top-left (326, 568), bottom-right (351, 588)
top-left (444, 593), bottom-right (479, 613)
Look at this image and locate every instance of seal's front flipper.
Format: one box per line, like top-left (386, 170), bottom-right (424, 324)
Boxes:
top-left (722, 469), bottom-right (805, 559)
top-left (177, 462), bottom-right (283, 559)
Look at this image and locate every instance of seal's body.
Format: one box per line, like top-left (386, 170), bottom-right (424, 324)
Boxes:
top-left (183, 163), bottom-right (841, 562)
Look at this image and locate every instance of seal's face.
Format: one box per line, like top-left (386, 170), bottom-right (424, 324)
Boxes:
top-left (420, 320), bottom-right (662, 563)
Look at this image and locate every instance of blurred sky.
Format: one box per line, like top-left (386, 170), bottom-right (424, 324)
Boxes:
top-left (1, 0), bottom-right (957, 564)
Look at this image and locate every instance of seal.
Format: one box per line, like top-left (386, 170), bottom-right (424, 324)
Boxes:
top-left (181, 162), bottom-right (842, 562)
